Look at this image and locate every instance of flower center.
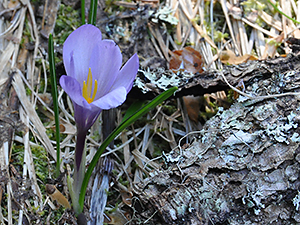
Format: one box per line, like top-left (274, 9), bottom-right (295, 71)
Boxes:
top-left (82, 68), bottom-right (98, 104)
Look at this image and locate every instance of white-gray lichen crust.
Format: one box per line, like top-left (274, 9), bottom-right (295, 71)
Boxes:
top-left (135, 69), bottom-right (300, 224)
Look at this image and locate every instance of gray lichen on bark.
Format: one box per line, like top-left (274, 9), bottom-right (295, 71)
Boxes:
top-left (134, 61), bottom-right (300, 224)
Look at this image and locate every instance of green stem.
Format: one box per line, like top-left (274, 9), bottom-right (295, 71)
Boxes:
top-left (81, 0), bottom-right (85, 25)
top-left (267, 0), bottom-right (300, 24)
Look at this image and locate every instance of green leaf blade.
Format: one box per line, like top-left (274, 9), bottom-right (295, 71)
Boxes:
top-left (48, 34), bottom-right (61, 177)
top-left (122, 100), bottom-right (146, 123)
top-left (81, 0), bottom-right (85, 25)
top-left (88, 0), bottom-right (97, 25)
top-left (78, 86), bottom-right (178, 212)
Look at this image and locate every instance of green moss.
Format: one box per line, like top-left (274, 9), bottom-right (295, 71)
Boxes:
top-left (214, 31), bottom-right (229, 42)
top-left (54, 4), bottom-right (81, 44)
top-left (45, 126), bottom-right (54, 139)
top-left (20, 37), bottom-right (25, 46)
top-left (118, 176), bottom-right (129, 186)
top-left (31, 0), bottom-right (43, 4)
top-left (227, 89), bottom-right (236, 103)
top-left (31, 146), bottom-right (49, 182)
top-left (241, 0), bottom-right (268, 13)
top-left (23, 19), bottom-right (34, 42)
top-left (90, 130), bottom-right (101, 141)
top-left (11, 145), bottom-right (24, 169)
top-left (104, 0), bottom-right (124, 14)
top-left (112, 169), bottom-right (118, 176)
top-left (46, 207), bottom-right (65, 223)
top-left (267, 39), bottom-right (282, 47)
top-left (162, 102), bottom-right (177, 115)
top-left (12, 140), bottom-right (51, 184)
top-left (54, 56), bottom-right (61, 64)
top-left (25, 87), bottom-right (32, 95)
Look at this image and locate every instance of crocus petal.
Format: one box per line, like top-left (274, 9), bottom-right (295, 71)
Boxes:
top-left (73, 103), bottom-right (101, 132)
top-left (59, 75), bottom-right (90, 109)
top-left (63, 24), bottom-right (102, 82)
top-left (91, 87), bottom-right (127, 110)
top-left (61, 24), bottom-right (140, 133)
top-left (90, 40), bottom-right (122, 99)
top-left (110, 53), bottom-right (139, 93)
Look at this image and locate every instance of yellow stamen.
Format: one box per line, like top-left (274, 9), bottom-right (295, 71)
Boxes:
top-left (91, 80), bottom-right (98, 102)
top-left (82, 68), bottom-right (98, 104)
top-left (87, 68), bottom-right (92, 97)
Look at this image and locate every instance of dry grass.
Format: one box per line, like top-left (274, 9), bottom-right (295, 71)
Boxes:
top-left (0, 0), bottom-right (299, 223)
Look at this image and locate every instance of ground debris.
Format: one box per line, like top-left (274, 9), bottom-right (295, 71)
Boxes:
top-left (133, 54), bottom-right (300, 224)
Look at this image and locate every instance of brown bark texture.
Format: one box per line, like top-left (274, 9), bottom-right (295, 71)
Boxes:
top-left (133, 53), bottom-right (300, 224)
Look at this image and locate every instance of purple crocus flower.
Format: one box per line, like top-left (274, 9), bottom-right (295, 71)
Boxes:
top-left (59, 24), bottom-right (139, 171)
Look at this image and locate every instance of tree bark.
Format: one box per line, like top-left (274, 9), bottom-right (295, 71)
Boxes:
top-left (133, 53), bottom-right (300, 224)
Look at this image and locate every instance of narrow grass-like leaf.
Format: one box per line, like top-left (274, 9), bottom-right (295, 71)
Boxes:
top-left (81, 0), bottom-right (85, 25)
top-left (267, 0), bottom-right (300, 24)
top-left (78, 86), bottom-right (178, 212)
top-left (48, 34), bottom-right (61, 177)
top-left (88, 0), bottom-right (97, 25)
top-left (122, 100), bottom-right (146, 122)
